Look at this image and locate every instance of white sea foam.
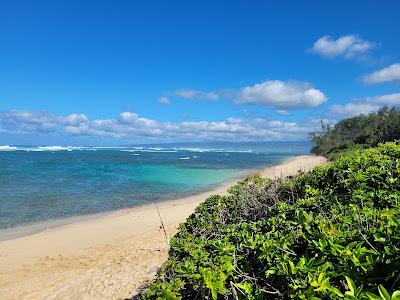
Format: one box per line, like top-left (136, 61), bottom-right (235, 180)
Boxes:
top-left (0, 145), bottom-right (18, 151)
top-left (92, 146), bottom-right (127, 149)
top-left (179, 157), bottom-right (190, 160)
top-left (0, 145), bottom-right (90, 152)
top-left (36, 146), bottom-right (83, 151)
top-left (170, 147), bottom-right (254, 153)
top-left (0, 145), bottom-right (258, 154)
top-left (120, 149), bottom-right (178, 153)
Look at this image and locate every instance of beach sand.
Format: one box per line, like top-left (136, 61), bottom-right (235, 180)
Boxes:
top-left (0, 155), bottom-right (326, 300)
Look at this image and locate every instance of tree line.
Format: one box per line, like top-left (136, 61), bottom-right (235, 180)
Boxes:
top-left (309, 107), bottom-right (400, 158)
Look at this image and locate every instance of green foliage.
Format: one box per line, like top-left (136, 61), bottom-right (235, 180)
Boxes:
top-left (309, 107), bottom-right (400, 159)
top-left (140, 142), bottom-right (400, 299)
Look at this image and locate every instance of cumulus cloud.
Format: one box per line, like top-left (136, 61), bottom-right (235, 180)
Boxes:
top-left (60, 113), bottom-right (88, 125)
top-left (329, 102), bottom-right (380, 117)
top-left (118, 112), bottom-right (158, 127)
top-left (329, 93), bottom-right (400, 117)
top-left (158, 96), bottom-right (171, 105)
top-left (363, 63), bottom-right (400, 84)
top-left (0, 110), bottom-right (88, 133)
top-left (309, 34), bottom-right (376, 59)
top-left (173, 89), bottom-right (219, 101)
top-left (169, 80), bottom-right (327, 111)
top-left (0, 109), bottom-right (316, 141)
top-left (236, 80), bottom-right (328, 109)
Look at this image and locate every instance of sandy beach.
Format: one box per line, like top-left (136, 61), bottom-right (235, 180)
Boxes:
top-left (0, 155), bottom-right (326, 300)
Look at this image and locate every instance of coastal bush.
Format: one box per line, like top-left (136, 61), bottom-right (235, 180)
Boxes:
top-left (309, 107), bottom-right (400, 158)
top-left (140, 142), bottom-right (400, 299)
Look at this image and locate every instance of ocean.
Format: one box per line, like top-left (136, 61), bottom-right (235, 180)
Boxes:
top-left (0, 141), bottom-right (311, 231)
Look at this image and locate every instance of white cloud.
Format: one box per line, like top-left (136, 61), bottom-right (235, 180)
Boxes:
top-left (118, 112), bottom-right (158, 127)
top-left (329, 102), bottom-right (380, 117)
top-left (173, 89), bottom-right (219, 101)
top-left (276, 110), bottom-right (290, 116)
top-left (0, 109), bottom-right (316, 141)
top-left (329, 92), bottom-right (400, 117)
top-left (0, 110), bottom-right (88, 133)
top-left (158, 96), bottom-right (171, 105)
top-left (168, 80), bottom-right (327, 111)
top-left (236, 80), bottom-right (328, 109)
top-left (363, 63), bottom-right (400, 84)
top-left (309, 34), bottom-right (376, 59)
top-left (61, 113), bottom-right (88, 125)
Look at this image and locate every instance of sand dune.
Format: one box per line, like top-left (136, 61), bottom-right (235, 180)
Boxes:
top-left (0, 155), bottom-right (326, 299)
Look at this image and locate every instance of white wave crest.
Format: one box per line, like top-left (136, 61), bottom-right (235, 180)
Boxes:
top-left (35, 146), bottom-right (83, 151)
top-left (0, 145), bottom-right (18, 151)
top-left (0, 145), bottom-right (89, 152)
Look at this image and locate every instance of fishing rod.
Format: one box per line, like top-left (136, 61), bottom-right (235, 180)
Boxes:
top-left (136, 155), bottom-right (169, 247)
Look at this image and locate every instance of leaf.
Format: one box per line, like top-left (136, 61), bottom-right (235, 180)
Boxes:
top-left (289, 260), bottom-right (297, 274)
top-left (234, 282), bottom-right (253, 295)
top-left (318, 272), bottom-right (325, 283)
top-left (378, 285), bottom-right (390, 300)
top-left (161, 289), bottom-right (181, 300)
top-left (345, 276), bottom-right (356, 294)
top-left (326, 285), bottom-right (344, 297)
top-left (392, 291), bottom-right (400, 300)
top-left (365, 292), bottom-right (382, 300)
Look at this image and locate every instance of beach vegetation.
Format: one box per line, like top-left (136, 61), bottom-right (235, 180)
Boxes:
top-left (140, 141), bottom-right (400, 299)
top-left (309, 107), bottom-right (400, 159)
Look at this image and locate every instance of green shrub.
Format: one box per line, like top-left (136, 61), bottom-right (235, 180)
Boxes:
top-left (309, 107), bottom-right (400, 158)
top-left (140, 142), bottom-right (400, 299)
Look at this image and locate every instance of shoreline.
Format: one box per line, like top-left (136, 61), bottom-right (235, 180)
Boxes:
top-left (0, 155), bottom-right (290, 242)
top-left (0, 176), bottom-right (241, 242)
top-left (0, 170), bottom-right (248, 242)
top-left (0, 154), bottom-right (326, 299)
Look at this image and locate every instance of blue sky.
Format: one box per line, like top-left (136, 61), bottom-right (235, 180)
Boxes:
top-left (0, 0), bottom-right (399, 145)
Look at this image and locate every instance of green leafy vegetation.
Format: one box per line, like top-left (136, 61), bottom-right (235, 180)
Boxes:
top-left (309, 107), bottom-right (400, 159)
top-left (140, 142), bottom-right (400, 299)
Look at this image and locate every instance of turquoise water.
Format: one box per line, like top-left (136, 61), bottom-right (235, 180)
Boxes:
top-left (0, 141), bottom-right (311, 229)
